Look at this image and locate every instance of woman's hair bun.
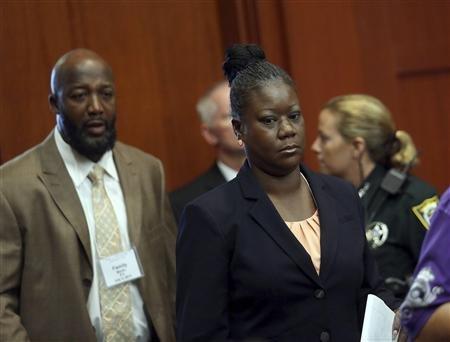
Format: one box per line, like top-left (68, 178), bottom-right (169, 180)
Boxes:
top-left (223, 43), bottom-right (266, 84)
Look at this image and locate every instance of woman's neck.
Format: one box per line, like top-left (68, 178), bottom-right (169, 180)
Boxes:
top-left (351, 154), bottom-right (376, 188)
top-left (251, 165), bottom-right (302, 196)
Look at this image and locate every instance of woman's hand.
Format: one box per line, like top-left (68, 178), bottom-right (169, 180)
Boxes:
top-left (392, 310), bottom-right (407, 342)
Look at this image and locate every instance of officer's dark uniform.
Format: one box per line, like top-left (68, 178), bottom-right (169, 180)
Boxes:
top-left (358, 164), bottom-right (438, 298)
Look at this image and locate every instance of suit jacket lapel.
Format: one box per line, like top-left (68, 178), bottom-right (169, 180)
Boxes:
top-left (113, 143), bottom-right (142, 244)
top-left (301, 166), bottom-right (339, 282)
top-left (37, 132), bottom-right (92, 266)
top-left (237, 162), bottom-right (322, 286)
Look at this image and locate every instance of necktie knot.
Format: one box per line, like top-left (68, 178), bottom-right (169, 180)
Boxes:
top-left (88, 164), bottom-right (105, 185)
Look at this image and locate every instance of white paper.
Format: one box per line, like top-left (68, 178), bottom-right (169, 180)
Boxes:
top-left (361, 294), bottom-right (396, 342)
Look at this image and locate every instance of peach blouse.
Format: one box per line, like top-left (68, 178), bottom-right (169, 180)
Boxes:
top-left (285, 210), bottom-right (321, 275)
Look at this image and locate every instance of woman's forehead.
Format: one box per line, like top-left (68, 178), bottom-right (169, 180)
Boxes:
top-left (250, 80), bottom-right (296, 103)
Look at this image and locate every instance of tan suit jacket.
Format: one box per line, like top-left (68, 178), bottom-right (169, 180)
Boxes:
top-left (0, 132), bottom-right (176, 341)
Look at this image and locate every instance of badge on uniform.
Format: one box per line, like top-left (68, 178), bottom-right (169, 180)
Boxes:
top-left (412, 196), bottom-right (439, 229)
top-left (366, 221), bottom-right (389, 248)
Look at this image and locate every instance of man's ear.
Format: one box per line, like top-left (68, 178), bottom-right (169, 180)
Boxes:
top-left (48, 94), bottom-right (59, 114)
top-left (200, 123), bottom-right (219, 146)
top-left (232, 118), bottom-right (244, 140)
top-left (352, 137), bottom-right (366, 160)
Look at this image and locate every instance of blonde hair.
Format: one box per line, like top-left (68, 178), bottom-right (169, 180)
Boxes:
top-left (323, 94), bottom-right (418, 169)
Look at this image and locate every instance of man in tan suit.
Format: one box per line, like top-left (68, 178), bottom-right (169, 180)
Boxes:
top-left (0, 49), bottom-right (176, 341)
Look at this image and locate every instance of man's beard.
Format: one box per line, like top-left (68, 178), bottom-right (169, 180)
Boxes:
top-left (58, 114), bottom-right (117, 161)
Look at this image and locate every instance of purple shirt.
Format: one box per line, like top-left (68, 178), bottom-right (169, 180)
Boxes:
top-left (400, 187), bottom-right (450, 339)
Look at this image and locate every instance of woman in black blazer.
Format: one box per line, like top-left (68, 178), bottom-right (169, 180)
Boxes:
top-left (176, 44), bottom-right (399, 341)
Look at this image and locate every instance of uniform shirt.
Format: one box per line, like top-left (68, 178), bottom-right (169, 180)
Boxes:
top-left (400, 187), bottom-right (450, 339)
top-left (358, 165), bottom-right (438, 297)
top-left (54, 129), bottom-right (150, 341)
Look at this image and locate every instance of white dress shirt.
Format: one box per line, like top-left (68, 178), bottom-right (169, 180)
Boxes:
top-left (217, 160), bottom-right (238, 182)
top-left (54, 129), bottom-right (149, 341)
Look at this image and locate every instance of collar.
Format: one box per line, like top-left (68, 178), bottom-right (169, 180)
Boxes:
top-left (236, 160), bottom-right (323, 201)
top-left (358, 163), bottom-right (388, 203)
top-left (54, 127), bottom-right (118, 187)
top-left (234, 161), bottom-right (336, 286)
top-left (216, 160), bottom-right (238, 182)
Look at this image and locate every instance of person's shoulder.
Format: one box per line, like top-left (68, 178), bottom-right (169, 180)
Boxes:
top-left (114, 142), bottom-right (167, 190)
top-left (402, 174), bottom-right (439, 228)
top-left (320, 172), bottom-right (354, 190)
top-left (439, 187), bottom-right (450, 207)
top-left (114, 141), bottom-right (161, 167)
top-left (178, 180), bottom-right (241, 238)
top-left (404, 174), bottom-right (438, 200)
top-left (0, 143), bottom-right (45, 202)
top-left (171, 165), bottom-right (224, 199)
top-left (306, 167), bottom-right (355, 194)
top-left (0, 144), bottom-right (41, 180)
top-left (186, 177), bottom-right (239, 213)
top-left (180, 179), bottom-right (239, 230)
top-left (303, 167), bottom-right (361, 214)
top-left (170, 176), bottom-right (204, 204)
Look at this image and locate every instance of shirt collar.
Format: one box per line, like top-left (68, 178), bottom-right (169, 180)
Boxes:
top-left (216, 160), bottom-right (238, 182)
top-left (358, 164), bottom-right (388, 202)
top-left (54, 128), bottom-right (118, 187)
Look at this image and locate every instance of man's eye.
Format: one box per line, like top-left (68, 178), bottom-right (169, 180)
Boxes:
top-left (70, 93), bottom-right (86, 101)
top-left (261, 117), bottom-right (276, 125)
top-left (289, 112), bottom-right (301, 120)
top-left (102, 91), bottom-right (114, 100)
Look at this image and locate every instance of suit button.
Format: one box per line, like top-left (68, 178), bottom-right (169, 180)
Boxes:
top-left (320, 331), bottom-right (330, 342)
top-left (314, 289), bottom-right (325, 299)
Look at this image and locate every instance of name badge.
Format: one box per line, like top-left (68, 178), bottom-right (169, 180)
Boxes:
top-left (99, 247), bottom-right (144, 288)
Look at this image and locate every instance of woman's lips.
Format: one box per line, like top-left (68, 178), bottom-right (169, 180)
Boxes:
top-left (279, 145), bottom-right (300, 154)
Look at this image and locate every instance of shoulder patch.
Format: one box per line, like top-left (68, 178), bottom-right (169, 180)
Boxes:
top-left (412, 196), bottom-right (439, 229)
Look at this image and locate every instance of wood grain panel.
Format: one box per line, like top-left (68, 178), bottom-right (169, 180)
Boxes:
top-left (1, 0), bottom-right (448, 193)
top-left (0, 1), bottom-right (226, 190)
top-left (279, 1), bottom-right (366, 169)
top-left (390, 1), bottom-right (450, 76)
top-left (353, 1), bottom-right (450, 192)
top-left (217, 0), bottom-right (260, 45)
top-left (0, 1), bottom-right (72, 164)
top-left (278, 1), bottom-right (448, 193)
top-left (397, 75), bottom-right (450, 193)
top-left (387, 1), bottom-right (450, 192)
top-left (253, 0), bottom-right (290, 70)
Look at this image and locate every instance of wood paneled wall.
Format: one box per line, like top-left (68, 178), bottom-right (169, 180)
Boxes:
top-left (232, 0), bottom-right (449, 193)
top-left (0, 0), bottom-right (225, 190)
top-left (1, 0), bottom-right (448, 193)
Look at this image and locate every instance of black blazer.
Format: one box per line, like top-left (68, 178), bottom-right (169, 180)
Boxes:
top-left (170, 163), bottom-right (226, 222)
top-left (176, 162), bottom-right (398, 342)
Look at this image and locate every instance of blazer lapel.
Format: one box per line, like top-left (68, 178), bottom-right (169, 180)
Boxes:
top-left (37, 132), bottom-right (92, 266)
top-left (237, 163), bottom-right (322, 286)
top-left (113, 143), bottom-right (142, 244)
top-left (301, 166), bottom-right (339, 282)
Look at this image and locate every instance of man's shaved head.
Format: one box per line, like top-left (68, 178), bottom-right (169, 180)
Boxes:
top-left (49, 48), bottom-right (117, 162)
top-left (50, 48), bottom-right (113, 96)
